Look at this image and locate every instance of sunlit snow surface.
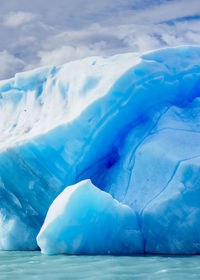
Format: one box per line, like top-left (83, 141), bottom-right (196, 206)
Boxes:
top-left (1, 46), bottom-right (200, 253)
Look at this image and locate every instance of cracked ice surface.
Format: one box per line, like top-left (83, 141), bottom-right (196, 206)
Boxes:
top-left (1, 46), bottom-right (200, 253)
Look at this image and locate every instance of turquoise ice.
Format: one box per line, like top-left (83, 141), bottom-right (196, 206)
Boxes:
top-left (37, 180), bottom-right (143, 254)
top-left (0, 46), bottom-right (200, 253)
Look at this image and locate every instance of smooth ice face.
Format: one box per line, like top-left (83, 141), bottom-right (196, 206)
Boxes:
top-left (95, 99), bottom-right (200, 254)
top-left (1, 46), bottom-right (200, 253)
top-left (37, 180), bottom-right (143, 255)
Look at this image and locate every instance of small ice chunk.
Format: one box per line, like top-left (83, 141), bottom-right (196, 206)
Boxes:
top-left (37, 179), bottom-right (143, 255)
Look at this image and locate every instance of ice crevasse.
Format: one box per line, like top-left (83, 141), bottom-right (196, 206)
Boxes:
top-left (0, 46), bottom-right (200, 254)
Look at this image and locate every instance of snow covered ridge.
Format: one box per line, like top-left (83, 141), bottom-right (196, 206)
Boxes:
top-left (1, 46), bottom-right (200, 254)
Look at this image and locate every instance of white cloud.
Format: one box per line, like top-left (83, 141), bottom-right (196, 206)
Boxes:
top-left (0, 50), bottom-right (25, 79)
top-left (0, 0), bottom-right (200, 78)
top-left (38, 18), bottom-right (200, 62)
top-left (38, 42), bottom-right (107, 66)
top-left (3, 11), bottom-right (37, 27)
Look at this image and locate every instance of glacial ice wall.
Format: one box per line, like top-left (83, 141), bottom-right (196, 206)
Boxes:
top-left (0, 46), bottom-right (200, 253)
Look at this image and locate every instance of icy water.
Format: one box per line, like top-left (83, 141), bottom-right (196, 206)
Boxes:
top-left (1, 251), bottom-right (200, 280)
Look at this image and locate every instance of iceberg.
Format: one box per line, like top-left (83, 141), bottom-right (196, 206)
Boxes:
top-left (0, 46), bottom-right (200, 253)
top-left (37, 180), bottom-right (143, 254)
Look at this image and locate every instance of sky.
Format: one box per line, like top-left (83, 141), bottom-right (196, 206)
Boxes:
top-left (0, 0), bottom-right (200, 79)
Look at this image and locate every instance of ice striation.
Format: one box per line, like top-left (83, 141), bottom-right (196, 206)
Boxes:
top-left (0, 46), bottom-right (200, 253)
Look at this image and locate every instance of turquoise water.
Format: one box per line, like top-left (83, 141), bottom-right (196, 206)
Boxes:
top-left (0, 251), bottom-right (200, 279)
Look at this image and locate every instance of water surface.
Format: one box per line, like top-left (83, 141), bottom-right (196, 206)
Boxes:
top-left (0, 251), bottom-right (200, 279)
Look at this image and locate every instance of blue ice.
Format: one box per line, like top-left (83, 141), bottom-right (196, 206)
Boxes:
top-left (0, 46), bottom-right (200, 253)
top-left (37, 180), bottom-right (143, 254)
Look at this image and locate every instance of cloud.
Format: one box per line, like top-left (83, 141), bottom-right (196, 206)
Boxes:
top-left (0, 0), bottom-right (200, 79)
top-left (0, 50), bottom-right (25, 79)
top-left (3, 11), bottom-right (37, 27)
top-left (37, 41), bottom-right (108, 67)
top-left (115, 0), bottom-right (200, 25)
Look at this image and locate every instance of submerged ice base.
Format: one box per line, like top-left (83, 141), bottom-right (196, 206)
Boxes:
top-left (0, 46), bottom-right (200, 253)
